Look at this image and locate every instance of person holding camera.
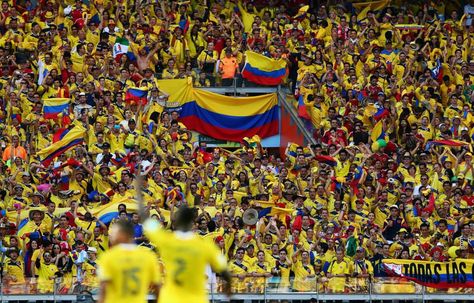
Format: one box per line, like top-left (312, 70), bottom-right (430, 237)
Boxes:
top-left (382, 205), bottom-right (408, 242)
top-left (197, 41), bottom-right (218, 84)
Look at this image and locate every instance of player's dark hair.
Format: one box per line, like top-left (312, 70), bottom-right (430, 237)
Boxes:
top-left (175, 206), bottom-right (197, 231)
top-left (115, 219), bottom-right (135, 238)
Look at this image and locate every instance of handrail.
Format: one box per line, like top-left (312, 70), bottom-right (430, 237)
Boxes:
top-left (1, 277), bottom-right (471, 302)
top-left (1, 292), bottom-right (474, 302)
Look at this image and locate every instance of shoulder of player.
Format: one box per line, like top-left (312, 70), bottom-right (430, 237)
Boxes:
top-left (98, 245), bottom-right (156, 260)
top-left (135, 245), bottom-right (158, 256)
top-left (197, 235), bottom-right (221, 249)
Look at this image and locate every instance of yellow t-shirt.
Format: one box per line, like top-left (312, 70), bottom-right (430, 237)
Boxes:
top-left (144, 220), bottom-right (227, 303)
top-left (5, 259), bottom-right (25, 283)
top-left (97, 244), bottom-right (160, 303)
top-left (37, 261), bottom-right (58, 293)
top-left (74, 218), bottom-right (96, 243)
top-left (229, 259), bottom-right (251, 292)
top-left (293, 261), bottom-right (316, 291)
top-left (328, 259), bottom-right (350, 292)
top-left (251, 261), bottom-right (271, 290)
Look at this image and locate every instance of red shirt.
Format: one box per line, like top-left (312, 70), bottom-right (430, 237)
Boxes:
top-left (462, 195), bottom-right (474, 206)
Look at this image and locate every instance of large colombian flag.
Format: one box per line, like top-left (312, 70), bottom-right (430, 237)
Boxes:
top-left (179, 90), bottom-right (279, 142)
top-left (43, 98), bottom-right (70, 119)
top-left (36, 122), bottom-right (86, 167)
top-left (242, 51), bottom-right (287, 86)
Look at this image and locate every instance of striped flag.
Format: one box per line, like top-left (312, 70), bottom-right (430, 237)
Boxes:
top-left (36, 123), bottom-right (86, 167)
top-left (43, 98), bottom-right (70, 119)
top-left (125, 87), bottom-right (149, 105)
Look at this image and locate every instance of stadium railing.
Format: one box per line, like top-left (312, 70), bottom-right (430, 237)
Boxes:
top-left (1, 277), bottom-right (473, 302)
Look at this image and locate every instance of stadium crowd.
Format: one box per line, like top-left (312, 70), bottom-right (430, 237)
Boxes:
top-left (0, 0), bottom-right (472, 296)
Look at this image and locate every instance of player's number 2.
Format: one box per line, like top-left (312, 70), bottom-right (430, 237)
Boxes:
top-left (122, 267), bottom-right (140, 295)
top-left (173, 258), bottom-right (186, 285)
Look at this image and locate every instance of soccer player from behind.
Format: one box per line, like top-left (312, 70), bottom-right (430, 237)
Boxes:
top-left (144, 206), bottom-right (232, 303)
top-left (97, 219), bottom-right (160, 303)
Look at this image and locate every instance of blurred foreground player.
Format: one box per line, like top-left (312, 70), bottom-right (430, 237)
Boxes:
top-left (144, 206), bottom-right (232, 303)
top-left (97, 219), bottom-right (160, 303)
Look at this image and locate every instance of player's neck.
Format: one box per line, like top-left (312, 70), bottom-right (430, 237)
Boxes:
top-left (175, 230), bottom-right (194, 239)
top-left (176, 225), bottom-right (192, 232)
top-left (116, 243), bottom-right (137, 248)
top-left (112, 239), bottom-right (136, 247)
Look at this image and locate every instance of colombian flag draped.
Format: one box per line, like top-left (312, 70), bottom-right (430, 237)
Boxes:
top-left (383, 259), bottom-right (474, 288)
top-left (153, 78), bottom-right (279, 142)
top-left (43, 98), bottom-right (70, 119)
top-left (36, 122), bottom-right (86, 166)
top-left (242, 51), bottom-right (287, 86)
top-left (179, 89), bottom-right (279, 142)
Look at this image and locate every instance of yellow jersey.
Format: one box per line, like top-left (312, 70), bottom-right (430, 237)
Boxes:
top-left (327, 259), bottom-right (350, 292)
top-left (97, 244), bottom-right (160, 303)
top-left (144, 220), bottom-right (227, 303)
top-left (36, 261), bottom-right (58, 293)
top-left (5, 259), bottom-right (25, 283)
top-left (293, 261), bottom-right (316, 291)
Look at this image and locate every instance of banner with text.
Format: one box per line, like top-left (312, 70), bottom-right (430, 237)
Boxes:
top-left (383, 259), bottom-right (474, 288)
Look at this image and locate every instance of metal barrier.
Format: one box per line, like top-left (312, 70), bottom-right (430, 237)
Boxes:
top-left (1, 277), bottom-right (473, 302)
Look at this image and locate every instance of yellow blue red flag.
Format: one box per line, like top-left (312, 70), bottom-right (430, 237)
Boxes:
top-left (36, 123), bottom-right (86, 166)
top-left (242, 51), bottom-right (287, 86)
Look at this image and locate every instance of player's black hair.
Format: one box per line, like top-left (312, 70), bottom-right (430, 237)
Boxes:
top-left (115, 219), bottom-right (135, 238)
top-left (175, 206), bottom-right (197, 231)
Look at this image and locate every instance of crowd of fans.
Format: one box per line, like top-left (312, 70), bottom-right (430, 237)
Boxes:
top-left (0, 0), bottom-right (472, 296)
